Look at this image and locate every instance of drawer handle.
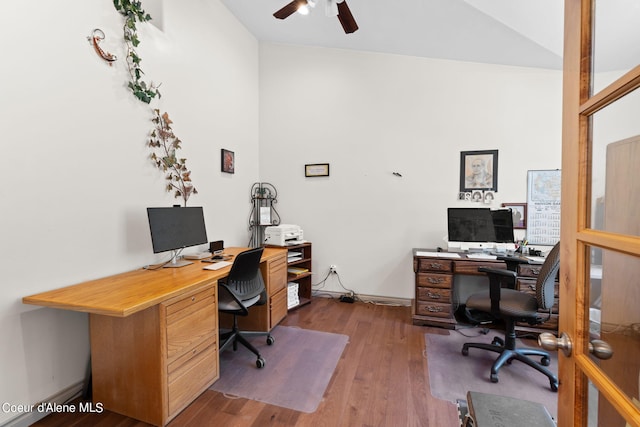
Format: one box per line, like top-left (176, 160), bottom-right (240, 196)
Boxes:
top-left (427, 292), bottom-right (442, 299)
top-left (191, 296), bottom-right (196, 302)
top-left (428, 277), bottom-right (445, 284)
top-left (429, 263), bottom-right (444, 269)
top-left (193, 349), bottom-right (197, 354)
top-left (528, 285), bottom-right (536, 291)
top-left (427, 306), bottom-right (443, 313)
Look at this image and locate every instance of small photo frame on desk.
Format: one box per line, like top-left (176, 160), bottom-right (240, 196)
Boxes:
top-left (305, 163), bottom-right (330, 177)
top-left (502, 202), bottom-right (527, 229)
top-left (460, 149), bottom-right (498, 192)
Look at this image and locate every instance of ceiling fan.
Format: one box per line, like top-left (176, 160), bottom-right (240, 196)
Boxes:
top-left (273, 0), bottom-right (359, 34)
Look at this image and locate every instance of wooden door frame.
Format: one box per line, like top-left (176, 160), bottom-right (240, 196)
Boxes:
top-left (561, 0), bottom-right (640, 426)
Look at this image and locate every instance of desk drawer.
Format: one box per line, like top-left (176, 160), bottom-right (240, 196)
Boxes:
top-left (168, 343), bottom-right (218, 416)
top-left (417, 259), bottom-right (453, 273)
top-left (417, 286), bottom-right (452, 303)
top-left (416, 273), bottom-right (453, 289)
top-left (270, 287), bottom-right (288, 328)
top-left (165, 286), bottom-right (217, 362)
top-left (268, 252), bottom-right (288, 294)
top-left (518, 264), bottom-right (542, 277)
top-left (415, 301), bottom-right (453, 319)
top-left (454, 260), bottom-right (506, 275)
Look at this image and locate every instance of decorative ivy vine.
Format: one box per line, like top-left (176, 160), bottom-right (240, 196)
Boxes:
top-left (148, 109), bottom-right (197, 205)
top-left (112, 0), bottom-right (197, 206)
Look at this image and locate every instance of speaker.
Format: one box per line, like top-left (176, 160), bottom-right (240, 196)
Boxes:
top-left (209, 240), bottom-right (224, 254)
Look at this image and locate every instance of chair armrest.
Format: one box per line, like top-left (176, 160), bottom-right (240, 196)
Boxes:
top-left (496, 255), bottom-right (530, 272)
top-left (478, 267), bottom-right (518, 278)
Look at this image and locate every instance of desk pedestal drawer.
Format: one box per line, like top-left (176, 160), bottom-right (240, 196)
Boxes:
top-left (416, 273), bottom-right (453, 289)
top-left (416, 259), bottom-right (453, 273)
top-left (417, 287), bottom-right (452, 303)
top-left (168, 344), bottom-right (218, 416)
top-left (270, 287), bottom-right (288, 328)
top-left (454, 260), bottom-right (506, 275)
top-left (415, 301), bottom-right (453, 319)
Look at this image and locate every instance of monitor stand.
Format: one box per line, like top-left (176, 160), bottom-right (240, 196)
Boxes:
top-left (164, 251), bottom-right (194, 268)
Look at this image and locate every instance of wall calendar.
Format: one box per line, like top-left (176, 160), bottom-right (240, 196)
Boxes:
top-left (526, 169), bottom-right (561, 245)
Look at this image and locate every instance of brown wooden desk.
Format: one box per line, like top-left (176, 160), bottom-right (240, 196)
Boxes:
top-left (412, 249), bottom-right (558, 335)
top-left (412, 249), bottom-right (507, 329)
top-left (23, 247), bottom-right (287, 426)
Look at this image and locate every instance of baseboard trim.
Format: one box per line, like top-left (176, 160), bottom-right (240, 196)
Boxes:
top-left (313, 290), bottom-right (411, 307)
top-left (1, 382), bottom-right (84, 427)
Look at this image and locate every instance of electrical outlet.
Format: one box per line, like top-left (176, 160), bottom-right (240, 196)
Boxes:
top-left (330, 265), bottom-right (337, 273)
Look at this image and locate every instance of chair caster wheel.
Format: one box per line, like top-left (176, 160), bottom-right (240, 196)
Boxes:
top-left (490, 373), bottom-right (499, 383)
top-left (550, 379), bottom-right (559, 392)
top-left (266, 335), bottom-right (275, 345)
top-left (462, 346), bottom-right (469, 356)
top-left (256, 357), bottom-right (266, 368)
top-left (541, 356), bottom-right (551, 366)
top-left (492, 337), bottom-right (504, 347)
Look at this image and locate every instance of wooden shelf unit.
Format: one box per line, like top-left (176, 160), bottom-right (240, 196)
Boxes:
top-left (269, 242), bottom-right (312, 310)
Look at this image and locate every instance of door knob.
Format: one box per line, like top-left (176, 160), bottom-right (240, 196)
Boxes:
top-left (539, 332), bottom-right (573, 357)
top-left (539, 332), bottom-right (614, 360)
top-left (588, 339), bottom-right (613, 360)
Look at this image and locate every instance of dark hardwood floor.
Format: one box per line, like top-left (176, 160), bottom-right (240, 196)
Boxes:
top-left (31, 297), bottom-right (459, 427)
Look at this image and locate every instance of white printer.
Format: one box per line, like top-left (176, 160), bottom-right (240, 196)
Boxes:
top-left (264, 224), bottom-right (304, 246)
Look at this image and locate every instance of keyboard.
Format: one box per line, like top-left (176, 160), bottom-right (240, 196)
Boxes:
top-left (203, 261), bottom-right (232, 271)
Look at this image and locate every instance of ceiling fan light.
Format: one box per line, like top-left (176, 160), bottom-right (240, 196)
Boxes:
top-left (297, 4), bottom-right (310, 15)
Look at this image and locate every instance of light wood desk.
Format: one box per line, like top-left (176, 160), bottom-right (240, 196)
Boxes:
top-left (23, 246), bottom-right (287, 426)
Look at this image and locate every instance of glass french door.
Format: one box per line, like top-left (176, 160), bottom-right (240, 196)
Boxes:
top-left (558, 0), bottom-right (640, 426)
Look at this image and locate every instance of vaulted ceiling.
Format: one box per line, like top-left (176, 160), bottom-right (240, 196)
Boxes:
top-left (221, 0), bottom-right (639, 72)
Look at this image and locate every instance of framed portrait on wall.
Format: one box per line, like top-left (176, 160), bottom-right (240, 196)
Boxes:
top-left (459, 149), bottom-right (498, 192)
top-left (221, 149), bottom-right (234, 174)
top-left (502, 202), bottom-right (527, 229)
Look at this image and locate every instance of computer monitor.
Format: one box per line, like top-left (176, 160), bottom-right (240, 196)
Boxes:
top-left (490, 209), bottom-right (515, 244)
top-left (446, 207), bottom-right (515, 251)
top-left (147, 206), bottom-right (208, 267)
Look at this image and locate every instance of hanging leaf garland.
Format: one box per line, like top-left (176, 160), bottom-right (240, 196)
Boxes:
top-left (112, 1), bottom-right (197, 205)
top-left (148, 109), bottom-right (198, 206)
top-left (113, 0), bottom-right (161, 103)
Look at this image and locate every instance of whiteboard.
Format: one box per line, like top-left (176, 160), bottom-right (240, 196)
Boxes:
top-left (526, 169), bottom-right (561, 245)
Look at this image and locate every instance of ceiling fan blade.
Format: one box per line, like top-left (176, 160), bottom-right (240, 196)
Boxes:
top-left (336, 1), bottom-right (358, 33)
top-left (274, 0), bottom-right (308, 20)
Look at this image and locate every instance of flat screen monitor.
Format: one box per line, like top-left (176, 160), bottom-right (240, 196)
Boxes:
top-left (147, 206), bottom-right (208, 267)
top-left (447, 207), bottom-right (515, 251)
top-left (447, 208), bottom-right (496, 243)
top-left (490, 209), bottom-right (515, 243)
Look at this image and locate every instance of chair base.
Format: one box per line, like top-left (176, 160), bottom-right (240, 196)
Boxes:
top-left (461, 323), bottom-right (559, 392)
top-left (219, 317), bottom-right (274, 369)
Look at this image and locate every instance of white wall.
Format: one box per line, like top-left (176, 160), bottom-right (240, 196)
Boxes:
top-left (259, 43), bottom-right (563, 300)
top-left (0, 2), bottom-right (565, 423)
top-left (0, 0), bottom-right (258, 424)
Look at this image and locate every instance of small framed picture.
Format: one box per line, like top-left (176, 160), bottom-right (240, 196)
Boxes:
top-left (502, 203), bottom-right (527, 229)
top-left (305, 163), bottom-right (330, 177)
top-left (221, 149), bottom-right (234, 174)
top-left (460, 149), bottom-right (498, 192)
top-left (483, 191), bottom-right (495, 204)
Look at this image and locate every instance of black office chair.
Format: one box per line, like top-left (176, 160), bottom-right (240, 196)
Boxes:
top-left (218, 247), bottom-right (274, 368)
top-left (461, 242), bottom-right (560, 391)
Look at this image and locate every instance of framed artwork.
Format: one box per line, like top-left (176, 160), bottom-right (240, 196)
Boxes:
top-left (502, 202), bottom-right (527, 229)
top-left (305, 163), bottom-right (330, 177)
top-left (459, 149), bottom-right (498, 192)
top-left (221, 149), bottom-right (234, 174)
